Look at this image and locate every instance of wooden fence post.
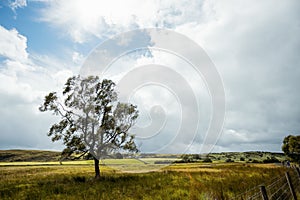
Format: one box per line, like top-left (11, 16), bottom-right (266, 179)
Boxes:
top-left (260, 185), bottom-right (269, 200)
top-left (285, 172), bottom-right (297, 200)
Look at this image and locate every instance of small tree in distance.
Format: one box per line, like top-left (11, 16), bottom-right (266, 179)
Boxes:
top-left (39, 76), bottom-right (139, 178)
top-left (282, 135), bottom-right (300, 163)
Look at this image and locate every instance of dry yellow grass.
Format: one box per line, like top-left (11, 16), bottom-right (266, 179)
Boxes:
top-left (0, 161), bottom-right (294, 199)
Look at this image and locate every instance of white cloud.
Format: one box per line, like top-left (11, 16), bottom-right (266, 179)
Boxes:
top-left (0, 58), bottom-right (74, 149)
top-left (9, 0), bottom-right (27, 11)
top-left (83, 39), bottom-right (214, 153)
top-left (72, 51), bottom-right (84, 64)
top-left (76, 0), bottom-right (300, 152)
top-left (175, 0), bottom-right (300, 152)
top-left (2, 0), bottom-right (300, 152)
top-left (0, 25), bottom-right (77, 150)
top-left (39, 0), bottom-right (204, 43)
top-left (0, 25), bottom-right (29, 62)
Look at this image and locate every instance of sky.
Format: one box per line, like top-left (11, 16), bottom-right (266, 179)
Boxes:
top-left (0, 0), bottom-right (299, 153)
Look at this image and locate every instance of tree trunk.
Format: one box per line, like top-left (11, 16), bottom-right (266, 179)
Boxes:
top-left (94, 157), bottom-right (100, 179)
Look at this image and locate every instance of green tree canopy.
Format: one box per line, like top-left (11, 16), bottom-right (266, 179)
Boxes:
top-left (282, 134), bottom-right (300, 163)
top-left (39, 75), bottom-right (139, 178)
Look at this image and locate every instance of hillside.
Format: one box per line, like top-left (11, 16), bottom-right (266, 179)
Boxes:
top-left (0, 150), bottom-right (61, 162)
top-left (0, 149), bottom-right (286, 163)
top-left (208, 151), bottom-right (286, 163)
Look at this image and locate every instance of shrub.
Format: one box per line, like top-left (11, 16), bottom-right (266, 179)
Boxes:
top-left (178, 154), bottom-right (201, 163)
top-left (154, 160), bottom-right (173, 164)
top-left (203, 158), bottom-right (212, 163)
top-left (225, 159), bottom-right (234, 163)
top-left (115, 153), bottom-right (123, 159)
top-left (263, 157), bottom-right (279, 163)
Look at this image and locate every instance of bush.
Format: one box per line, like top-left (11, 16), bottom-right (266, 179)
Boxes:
top-left (203, 158), bottom-right (212, 163)
top-left (225, 159), bottom-right (234, 163)
top-left (154, 160), bottom-right (173, 164)
top-left (115, 153), bottom-right (123, 159)
top-left (263, 157), bottom-right (280, 163)
top-left (240, 157), bottom-right (245, 161)
top-left (178, 154), bottom-right (201, 163)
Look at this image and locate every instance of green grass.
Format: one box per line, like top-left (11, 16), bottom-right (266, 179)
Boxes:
top-left (0, 150), bottom-right (293, 199)
top-left (0, 161), bottom-right (292, 200)
top-left (0, 157), bottom-right (182, 173)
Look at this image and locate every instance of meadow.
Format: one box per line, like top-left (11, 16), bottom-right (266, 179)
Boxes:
top-left (0, 150), bottom-right (299, 199)
top-left (0, 162), bottom-right (296, 199)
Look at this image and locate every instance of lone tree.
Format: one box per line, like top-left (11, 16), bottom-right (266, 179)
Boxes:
top-left (282, 135), bottom-right (300, 163)
top-left (39, 76), bottom-right (139, 178)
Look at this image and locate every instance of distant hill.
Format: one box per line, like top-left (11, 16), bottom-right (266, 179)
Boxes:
top-left (0, 149), bottom-right (286, 163)
top-left (207, 151), bottom-right (286, 163)
top-left (0, 149), bottom-right (61, 162)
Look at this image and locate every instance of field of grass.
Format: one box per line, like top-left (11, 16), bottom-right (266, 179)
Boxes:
top-left (1, 150), bottom-right (298, 199)
top-left (1, 160), bottom-right (297, 200)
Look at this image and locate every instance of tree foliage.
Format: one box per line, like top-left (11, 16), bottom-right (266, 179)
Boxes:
top-left (39, 76), bottom-right (139, 177)
top-left (282, 135), bottom-right (300, 163)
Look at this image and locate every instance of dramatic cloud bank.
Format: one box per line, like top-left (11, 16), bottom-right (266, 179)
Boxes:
top-left (0, 0), bottom-right (299, 152)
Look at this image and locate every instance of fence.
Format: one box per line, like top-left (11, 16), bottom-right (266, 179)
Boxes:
top-left (233, 167), bottom-right (300, 200)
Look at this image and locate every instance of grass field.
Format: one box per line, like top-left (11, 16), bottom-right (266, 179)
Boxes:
top-left (0, 160), bottom-right (296, 200)
top-left (1, 150), bottom-right (298, 199)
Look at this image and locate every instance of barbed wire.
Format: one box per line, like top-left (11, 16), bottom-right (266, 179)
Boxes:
top-left (269, 181), bottom-right (288, 199)
top-left (231, 167), bottom-right (300, 200)
top-left (266, 175), bottom-right (286, 190)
